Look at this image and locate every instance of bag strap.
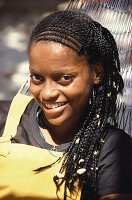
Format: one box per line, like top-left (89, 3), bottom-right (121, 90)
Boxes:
top-left (2, 93), bottom-right (33, 138)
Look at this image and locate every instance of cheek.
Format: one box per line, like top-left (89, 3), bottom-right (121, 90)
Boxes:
top-left (73, 86), bottom-right (91, 105)
top-left (29, 82), bottom-right (40, 97)
top-left (65, 81), bottom-right (93, 110)
top-left (70, 79), bottom-right (93, 100)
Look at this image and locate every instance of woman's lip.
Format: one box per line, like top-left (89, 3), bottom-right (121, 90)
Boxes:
top-left (42, 102), bottom-right (68, 116)
top-left (44, 102), bottom-right (67, 109)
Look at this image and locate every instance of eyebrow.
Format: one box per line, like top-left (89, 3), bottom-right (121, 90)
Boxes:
top-left (29, 66), bottom-right (77, 74)
top-left (52, 68), bottom-right (77, 74)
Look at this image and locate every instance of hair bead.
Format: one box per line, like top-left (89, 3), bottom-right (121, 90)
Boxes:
top-left (98, 120), bottom-right (101, 126)
top-left (56, 172), bottom-right (64, 178)
top-left (77, 168), bottom-right (86, 175)
top-left (100, 138), bottom-right (105, 143)
top-left (113, 81), bottom-right (116, 88)
top-left (79, 159), bottom-right (84, 164)
top-left (93, 151), bottom-right (99, 156)
top-left (73, 154), bottom-right (77, 161)
top-left (75, 138), bottom-right (80, 144)
top-left (107, 92), bottom-right (111, 97)
top-left (96, 114), bottom-right (100, 118)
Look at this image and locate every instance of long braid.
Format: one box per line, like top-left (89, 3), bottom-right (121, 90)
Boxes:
top-left (29, 10), bottom-right (124, 199)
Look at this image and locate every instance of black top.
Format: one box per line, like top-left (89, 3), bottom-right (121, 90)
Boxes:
top-left (0, 99), bottom-right (132, 198)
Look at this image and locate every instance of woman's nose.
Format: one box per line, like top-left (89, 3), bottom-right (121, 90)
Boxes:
top-left (40, 80), bottom-right (59, 101)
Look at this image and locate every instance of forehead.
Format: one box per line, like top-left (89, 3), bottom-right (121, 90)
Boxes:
top-left (29, 41), bottom-right (91, 77)
top-left (29, 41), bottom-right (76, 57)
top-left (29, 41), bottom-right (88, 67)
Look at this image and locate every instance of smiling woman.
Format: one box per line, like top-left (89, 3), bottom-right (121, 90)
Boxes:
top-left (29, 41), bottom-right (97, 141)
top-left (0, 9), bottom-right (132, 200)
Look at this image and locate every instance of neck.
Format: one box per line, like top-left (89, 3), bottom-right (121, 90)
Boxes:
top-left (38, 107), bottom-right (88, 145)
top-left (38, 111), bottom-right (80, 145)
top-left (43, 120), bottom-right (78, 145)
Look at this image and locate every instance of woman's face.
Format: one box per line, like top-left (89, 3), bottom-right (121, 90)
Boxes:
top-left (29, 41), bottom-right (97, 127)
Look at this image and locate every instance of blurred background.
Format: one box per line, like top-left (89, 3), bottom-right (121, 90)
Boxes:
top-left (0, 0), bottom-right (69, 100)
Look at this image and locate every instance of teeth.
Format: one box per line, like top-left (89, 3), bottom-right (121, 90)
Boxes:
top-left (45, 102), bottom-right (66, 109)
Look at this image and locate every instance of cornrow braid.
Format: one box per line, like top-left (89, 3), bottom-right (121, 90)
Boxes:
top-left (29, 10), bottom-right (92, 53)
top-left (29, 10), bottom-right (124, 200)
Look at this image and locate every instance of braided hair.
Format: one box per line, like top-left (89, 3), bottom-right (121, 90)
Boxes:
top-left (29, 10), bottom-right (124, 200)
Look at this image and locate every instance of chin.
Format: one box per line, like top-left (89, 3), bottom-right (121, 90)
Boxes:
top-left (43, 108), bottom-right (73, 127)
top-left (45, 113), bottom-right (72, 127)
top-left (46, 118), bottom-right (67, 126)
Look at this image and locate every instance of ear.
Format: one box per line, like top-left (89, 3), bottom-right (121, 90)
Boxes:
top-left (92, 63), bottom-right (104, 85)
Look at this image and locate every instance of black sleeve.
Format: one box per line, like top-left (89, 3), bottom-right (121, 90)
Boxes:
top-left (97, 128), bottom-right (132, 198)
top-left (0, 100), bottom-right (11, 136)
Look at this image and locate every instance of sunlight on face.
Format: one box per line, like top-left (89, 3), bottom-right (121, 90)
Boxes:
top-left (29, 41), bottom-right (96, 128)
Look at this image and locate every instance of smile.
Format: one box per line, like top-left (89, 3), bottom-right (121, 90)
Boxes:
top-left (44, 102), bottom-right (67, 109)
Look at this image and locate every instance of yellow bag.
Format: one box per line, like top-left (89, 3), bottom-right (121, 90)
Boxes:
top-left (0, 94), bottom-right (81, 200)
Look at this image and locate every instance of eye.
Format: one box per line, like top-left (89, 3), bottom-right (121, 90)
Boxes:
top-left (58, 75), bottom-right (75, 86)
top-left (61, 75), bottom-right (73, 81)
top-left (30, 74), bottom-right (44, 84)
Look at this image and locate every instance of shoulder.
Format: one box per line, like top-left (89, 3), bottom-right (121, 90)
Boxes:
top-left (100, 126), bottom-right (132, 157)
top-left (98, 127), bottom-right (132, 168)
top-left (97, 126), bottom-right (132, 197)
top-left (98, 126), bottom-right (132, 168)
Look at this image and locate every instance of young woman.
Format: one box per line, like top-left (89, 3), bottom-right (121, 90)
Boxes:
top-left (0, 10), bottom-right (132, 200)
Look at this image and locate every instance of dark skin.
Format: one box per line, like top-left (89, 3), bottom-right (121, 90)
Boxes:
top-left (29, 41), bottom-right (131, 199)
top-left (29, 41), bottom-right (101, 145)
